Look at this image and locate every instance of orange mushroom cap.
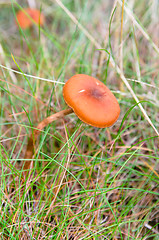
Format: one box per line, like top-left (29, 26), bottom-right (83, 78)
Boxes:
top-left (63, 74), bottom-right (120, 128)
top-left (16, 8), bottom-right (45, 29)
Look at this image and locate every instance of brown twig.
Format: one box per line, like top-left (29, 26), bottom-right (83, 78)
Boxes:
top-left (23, 108), bottom-right (73, 176)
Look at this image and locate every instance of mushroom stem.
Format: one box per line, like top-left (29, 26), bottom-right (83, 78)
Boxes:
top-left (23, 107), bottom-right (73, 175)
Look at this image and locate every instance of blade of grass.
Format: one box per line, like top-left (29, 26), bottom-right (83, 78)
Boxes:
top-left (55, 0), bottom-right (159, 136)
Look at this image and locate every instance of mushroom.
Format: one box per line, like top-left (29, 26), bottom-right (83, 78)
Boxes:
top-left (24, 74), bottom-right (120, 175)
top-left (16, 8), bottom-right (45, 29)
top-left (63, 74), bottom-right (120, 128)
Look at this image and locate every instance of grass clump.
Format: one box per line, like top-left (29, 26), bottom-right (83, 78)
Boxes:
top-left (0, 0), bottom-right (158, 239)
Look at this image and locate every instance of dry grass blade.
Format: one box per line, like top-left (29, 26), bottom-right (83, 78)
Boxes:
top-left (0, 63), bottom-right (65, 84)
top-left (55, 0), bottom-right (159, 136)
top-left (117, 0), bottom-right (159, 54)
top-left (120, 0), bottom-right (125, 73)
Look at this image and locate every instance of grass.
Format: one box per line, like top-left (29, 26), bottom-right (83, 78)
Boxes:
top-left (0, 0), bottom-right (159, 239)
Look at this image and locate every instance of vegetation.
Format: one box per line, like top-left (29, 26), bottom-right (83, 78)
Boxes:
top-left (0, 0), bottom-right (158, 239)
